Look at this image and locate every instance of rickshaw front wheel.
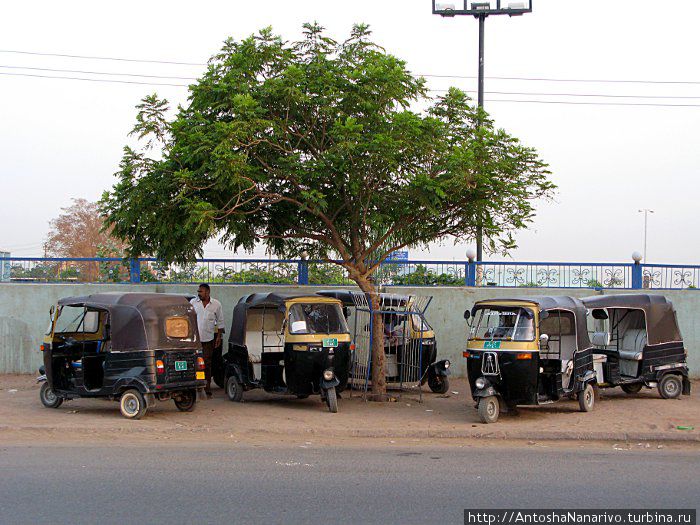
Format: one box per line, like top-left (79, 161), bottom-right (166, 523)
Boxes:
top-left (226, 375), bottom-right (244, 402)
top-left (325, 387), bottom-right (338, 413)
top-left (39, 382), bottom-right (63, 409)
top-left (428, 374), bottom-right (450, 394)
top-left (477, 396), bottom-right (499, 424)
top-left (658, 374), bottom-right (682, 399)
top-left (120, 389), bottom-right (147, 420)
top-left (174, 390), bottom-right (197, 412)
top-left (577, 383), bottom-right (595, 412)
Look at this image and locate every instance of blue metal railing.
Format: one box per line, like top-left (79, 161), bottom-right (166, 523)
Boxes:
top-left (0, 256), bottom-right (698, 290)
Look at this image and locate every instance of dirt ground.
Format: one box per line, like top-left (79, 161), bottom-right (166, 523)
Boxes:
top-left (1, 375), bottom-right (698, 447)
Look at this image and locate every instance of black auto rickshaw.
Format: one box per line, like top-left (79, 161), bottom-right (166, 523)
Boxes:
top-left (582, 294), bottom-right (691, 399)
top-left (222, 293), bottom-right (352, 412)
top-left (38, 293), bottom-right (207, 419)
top-left (317, 290), bottom-right (451, 393)
top-left (464, 296), bottom-right (597, 423)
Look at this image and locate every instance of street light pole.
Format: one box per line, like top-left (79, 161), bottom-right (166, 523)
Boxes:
top-left (432, 1), bottom-right (532, 262)
top-left (638, 208), bottom-right (654, 262)
top-left (476, 12), bottom-right (485, 261)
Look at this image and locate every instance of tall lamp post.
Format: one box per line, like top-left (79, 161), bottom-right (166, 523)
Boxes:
top-left (638, 208), bottom-right (654, 262)
top-left (432, 1), bottom-right (532, 261)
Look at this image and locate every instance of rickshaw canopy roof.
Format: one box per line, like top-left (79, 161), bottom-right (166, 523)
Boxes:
top-left (56, 292), bottom-right (199, 351)
top-left (473, 296), bottom-right (591, 350)
top-left (581, 294), bottom-right (682, 345)
top-left (229, 292), bottom-right (343, 347)
top-left (316, 290), bottom-right (413, 307)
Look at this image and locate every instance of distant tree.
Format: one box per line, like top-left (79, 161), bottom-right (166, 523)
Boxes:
top-left (45, 198), bottom-right (125, 281)
top-left (101, 24), bottom-right (554, 398)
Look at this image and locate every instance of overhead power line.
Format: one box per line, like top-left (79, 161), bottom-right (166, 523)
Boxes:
top-left (0, 64), bottom-right (197, 80)
top-left (2, 69), bottom-right (700, 107)
top-left (0, 49), bottom-right (205, 66)
top-left (2, 48), bottom-right (700, 85)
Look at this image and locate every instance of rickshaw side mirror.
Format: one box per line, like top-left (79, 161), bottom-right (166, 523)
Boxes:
top-left (539, 334), bottom-right (549, 347)
top-left (592, 309), bottom-right (608, 320)
top-left (49, 305), bottom-right (55, 317)
top-left (463, 310), bottom-right (470, 320)
top-left (540, 311), bottom-right (549, 320)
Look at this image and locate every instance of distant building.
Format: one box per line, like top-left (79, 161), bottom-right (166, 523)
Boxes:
top-left (0, 250), bottom-right (10, 282)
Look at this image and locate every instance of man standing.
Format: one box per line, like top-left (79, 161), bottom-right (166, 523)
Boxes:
top-left (190, 283), bottom-right (224, 397)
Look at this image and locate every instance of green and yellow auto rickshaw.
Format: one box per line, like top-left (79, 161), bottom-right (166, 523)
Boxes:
top-left (464, 296), bottom-right (597, 423)
top-left (222, 293), bottom-right (353, 412)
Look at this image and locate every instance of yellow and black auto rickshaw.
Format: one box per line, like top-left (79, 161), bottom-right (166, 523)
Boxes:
top-left (464, 296), bottom-right (597, 423)
top-left (222, 293), bottom-right (353, 412)
top-left (317, 290), bottom-right (451, 393)
top-left (38, 293), bottom-right (207, 419)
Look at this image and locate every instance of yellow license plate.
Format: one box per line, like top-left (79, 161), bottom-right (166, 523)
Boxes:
top-left (196, 371), bottom-right (205, 380)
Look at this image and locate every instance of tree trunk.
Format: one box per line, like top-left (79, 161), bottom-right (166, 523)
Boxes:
top-left (354, 276), bottom-right (387, 400)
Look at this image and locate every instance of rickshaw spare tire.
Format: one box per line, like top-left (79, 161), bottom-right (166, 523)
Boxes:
top-left (40, 382), bottom-right (63, 409)
top-left (120, 389), bottom-right (147, 420)
top-left (226, 375), bottom-right (243, 402)
top-left (428, 373), bottom-right (449, 394)
top-left (658, 374), bottom-right (682, 399)
top-left (578, 383), bottom-right (595, 412)
top-left (477, 396), bottom-right (499, 424)
top-left (174, 390), bottom-right (197, 412)
top-left (325, 387), bottom-right (338, 413)
top-left (621, 383), bottom-right (643, 395)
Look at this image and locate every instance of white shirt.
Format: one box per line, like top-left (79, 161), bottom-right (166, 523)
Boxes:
top-left (190, 297), bottom-right (225, 343)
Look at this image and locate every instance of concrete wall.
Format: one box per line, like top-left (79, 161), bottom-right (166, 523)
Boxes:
top-left (1, 283), bottom-right (698, 377)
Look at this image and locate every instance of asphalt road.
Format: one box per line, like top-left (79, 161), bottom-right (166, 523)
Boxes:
top-left (0, 443), bottom-right (697, 525)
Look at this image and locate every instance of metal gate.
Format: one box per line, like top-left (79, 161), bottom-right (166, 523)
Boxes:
top-left (349, 292), bottom-right (433, 400)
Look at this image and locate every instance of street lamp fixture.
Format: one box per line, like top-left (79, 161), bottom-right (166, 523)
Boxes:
top-left (433, 1), bottom-right (532, 17)
top-left (432, 0), bottom-right (532, 262)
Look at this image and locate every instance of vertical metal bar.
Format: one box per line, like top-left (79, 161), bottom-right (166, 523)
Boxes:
top-left (476, 13), bottom-right (486, 262)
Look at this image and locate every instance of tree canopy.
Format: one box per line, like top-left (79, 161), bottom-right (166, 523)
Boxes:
top-left (101, 23), bottom-right (554, 396)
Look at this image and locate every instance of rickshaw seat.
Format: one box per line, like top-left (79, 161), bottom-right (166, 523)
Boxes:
top-left (619, 329), bottom-right (646, 361)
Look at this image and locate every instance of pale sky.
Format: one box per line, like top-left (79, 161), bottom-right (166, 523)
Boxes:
top-left (1, 0), bottom-right (698, 264)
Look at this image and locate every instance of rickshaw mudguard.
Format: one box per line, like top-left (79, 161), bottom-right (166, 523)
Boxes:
top-left (224, 361), bottom-right (246, 385)
top-left (431, 360), bottom-right (451, 377)
top-left (113, 377), bottom-right (150, 396)
top-left (682, 376), bottom-right (691, 395)
top-left (472, 386), bottom-right (499, 399)
top-left (321, 376), bottom-right (340, 390)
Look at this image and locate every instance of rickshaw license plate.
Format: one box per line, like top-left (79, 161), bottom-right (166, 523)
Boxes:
top-left (484, 341), bottom-right (501, 349)
top-left (323, 338), bottom-right (338, 348)
top-left (175, 361), bottom-right (188, 371)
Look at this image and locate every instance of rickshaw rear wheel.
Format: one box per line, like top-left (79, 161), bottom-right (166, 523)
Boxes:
top-left (477, 396), bottom-right (500, 424)
top-left (621, 383), bottom-right (643, 395)
top-left (226, 375), bottom-right (244, 402)
top-left (658, 374), bottom-right (682, 399)
top-left (120, 389), bottom-right (147, 420)
top-left (39, 382), bottom-right (63, 409)
top-left (577, 383), bottom-right (595, 412)
top-left (325, 387), bottom-right (338, 413)
top-left (428, 374), bottom-right (449, 394)
top-left (174, 390), bottom-right (197, 412)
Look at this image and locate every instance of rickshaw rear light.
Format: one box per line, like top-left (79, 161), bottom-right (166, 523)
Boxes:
top-left (463, 351), bottom-right (471, 358)
top-left (516, 353), bottom-right (532, 360)
top-left (196, 357), bottom-right (205, 370)
top-left (156, 360), bottom-right (165, 374)
top-left (40, 344), bottom-right (45, 352)
top-left (350, 344), bottom-right (356, 351)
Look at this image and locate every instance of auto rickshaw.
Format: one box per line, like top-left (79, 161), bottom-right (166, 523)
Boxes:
top-left (38, 293), bottom-right (207, 419)
top-left (582, 294), bottom-right (691, 399)
top-left (222, 293), bottom-right (352, 412)
top-left (317, 290), bottom-right (451, 393)
top-left (464, 296), bottom-right (597, 423)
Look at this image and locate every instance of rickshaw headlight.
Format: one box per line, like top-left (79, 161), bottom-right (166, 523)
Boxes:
top-left (444, 360), bottom-right (451, 369)
top-left (323, 369), bottom-right (335, 381)
top-left (475, 377), bottom-right (487, 389)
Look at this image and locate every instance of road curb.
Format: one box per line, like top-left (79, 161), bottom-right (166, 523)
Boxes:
top-left (1, 424), bottom-right (697, 444)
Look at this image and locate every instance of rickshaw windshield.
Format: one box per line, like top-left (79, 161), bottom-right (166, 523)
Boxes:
top-left (472, 306), bottom-right (535, 341)
top-left (54, 306), bottom-right (100, 334)
top-left (411, 314), bottom-right (432, 332)
top-left (288, 303), bottom-right (349, 334)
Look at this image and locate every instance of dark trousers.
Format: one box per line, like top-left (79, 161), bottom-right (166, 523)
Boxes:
top-left (202, 340), bottom-right (215, 393)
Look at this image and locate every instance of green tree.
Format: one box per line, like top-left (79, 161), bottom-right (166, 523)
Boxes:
top-left (101, 24), bottom-right (553, 398)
